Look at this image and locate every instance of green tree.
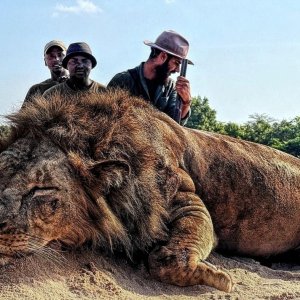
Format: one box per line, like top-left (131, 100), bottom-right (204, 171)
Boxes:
top-left (241, 114), bottom-right (275, 145)
top-left (223, 122), bottom-right (244, 139)
top-left (186, 96), bottom-right (300, 158)
top-left (280, 137), bottom-right (300, 157)
top-left (186, 96), bottom-right (223, 132)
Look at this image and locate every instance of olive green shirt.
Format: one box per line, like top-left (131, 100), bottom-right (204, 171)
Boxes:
top-left (43, 80), bottom-right (106, 99)
top-left (22, 78), bottom-right (59, 107)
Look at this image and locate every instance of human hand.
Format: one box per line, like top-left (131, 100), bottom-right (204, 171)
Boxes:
top-left (175, 76), bottom-right (191, 106)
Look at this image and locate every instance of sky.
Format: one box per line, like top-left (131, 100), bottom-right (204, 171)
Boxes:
top-left (0, 0), bottom-right (300, 124)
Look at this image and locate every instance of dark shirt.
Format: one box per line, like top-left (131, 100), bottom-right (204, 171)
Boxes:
top-left (107, 63), bottom-right (190, 125)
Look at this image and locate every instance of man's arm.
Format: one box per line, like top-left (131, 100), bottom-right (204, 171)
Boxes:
top-left (161, 88), bottom-right (190, 125)
top-left (42, 84), bottom-right (59, 100)
top-left (176, 76), bottom-right (192, 119)
top-left (21, 85), bottom-right (41, 108)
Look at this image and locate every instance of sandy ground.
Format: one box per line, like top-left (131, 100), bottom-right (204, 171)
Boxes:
top-left (0, 249), bottom-right (299, 300)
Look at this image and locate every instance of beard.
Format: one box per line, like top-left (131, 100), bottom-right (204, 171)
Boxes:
top-left (154, 60), bottom-right (170, 84)
top-left (51, 64), bottom-right (64, 75)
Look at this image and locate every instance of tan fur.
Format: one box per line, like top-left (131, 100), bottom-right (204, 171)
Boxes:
top-left (0, 90), bottom-right (299, 292)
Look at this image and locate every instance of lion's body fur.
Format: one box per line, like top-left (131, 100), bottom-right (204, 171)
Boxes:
top-left (0, 90), bottom-right (299, 291)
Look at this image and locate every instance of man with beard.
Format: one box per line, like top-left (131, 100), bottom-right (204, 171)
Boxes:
top-left (22, 40), bottom-right (69, 106)
top-left (43, 42), bottom-right (105, 99)
top-left (107, 30), bottom-right (193, 125)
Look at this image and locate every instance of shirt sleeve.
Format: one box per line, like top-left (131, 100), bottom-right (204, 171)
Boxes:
top-left (163, 88), bottom-right (191, 126)
top-left (21, 86), bottom-right (40, 108)
top-left (163, 88), bottom-right (178, 119)
top-left (42, 85), bottom-right (57, 100)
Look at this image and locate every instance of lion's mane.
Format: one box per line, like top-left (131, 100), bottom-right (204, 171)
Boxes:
top-left (3, 90), bottom-right (185, 257)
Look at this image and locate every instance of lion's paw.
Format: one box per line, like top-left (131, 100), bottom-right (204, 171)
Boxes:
top-left (148, 246), bottom-right (233, 292)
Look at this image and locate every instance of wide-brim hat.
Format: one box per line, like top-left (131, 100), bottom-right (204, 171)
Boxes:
top-left (44, 40), bottom-right (67, 55)
top-left (62, 42), bottom-right (97, 68)
top-left (144, 30), bottom-right (193, 65)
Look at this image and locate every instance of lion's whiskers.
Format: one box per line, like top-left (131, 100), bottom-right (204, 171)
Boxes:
top-left (26, 240), bottom-right (67, 268)
top-left (6, 232), bottom-right (68, 268)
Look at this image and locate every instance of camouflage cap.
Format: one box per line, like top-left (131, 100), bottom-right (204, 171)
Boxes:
top-left (44, 40), bottom-right (67, 55)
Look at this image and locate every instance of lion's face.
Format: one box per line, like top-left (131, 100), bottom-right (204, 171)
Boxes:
top-left (0, 136), bottom-right (93, 258)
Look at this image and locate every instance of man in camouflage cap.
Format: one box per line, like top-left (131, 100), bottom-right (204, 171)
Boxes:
top-left (107, 30), bottom-right (193, 125)
top-left (22, 40), bottom-right (69, 107)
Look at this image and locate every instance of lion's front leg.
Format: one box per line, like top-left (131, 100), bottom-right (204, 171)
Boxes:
top-left (148, 171), bottom-right (233, 292)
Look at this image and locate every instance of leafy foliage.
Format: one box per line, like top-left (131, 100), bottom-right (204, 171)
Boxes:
top-left (186, 96), bottom-right (300, 158)
top-left (0, 125), bottom-right (10, 139)
top-left (186, 96), bottom-right (223, 132)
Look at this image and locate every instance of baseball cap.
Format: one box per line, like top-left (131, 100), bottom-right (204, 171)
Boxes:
top-left (44, 40), bottom-right (67, 55)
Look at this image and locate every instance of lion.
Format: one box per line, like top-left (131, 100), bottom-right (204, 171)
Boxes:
top-left (0, 90), bottom-right (299, 293)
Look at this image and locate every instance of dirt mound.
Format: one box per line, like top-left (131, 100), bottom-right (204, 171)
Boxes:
top-left (0, 250), bottom-right (299, 300)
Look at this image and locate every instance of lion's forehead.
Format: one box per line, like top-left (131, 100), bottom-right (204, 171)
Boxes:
top-left (0, 136), bottom-right (72, 188)
top-left (0, 159), bottom-right (68, 191)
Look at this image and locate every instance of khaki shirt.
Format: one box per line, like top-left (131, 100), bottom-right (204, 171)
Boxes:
top-left (22, 78), bottom-right (59, 107)
top-left (43, 80), bottom-right (106, 99)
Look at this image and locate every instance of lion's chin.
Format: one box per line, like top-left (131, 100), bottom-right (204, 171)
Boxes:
top-left (0, 255), bottom-right (15, 267)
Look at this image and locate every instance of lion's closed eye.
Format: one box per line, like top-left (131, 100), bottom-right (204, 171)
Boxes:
top-left (30, 189), bottom-right (61, 219)
top-left (29, 187), bottom-right (59, 198)
top-left (31, 196), bottom-right (61, 221)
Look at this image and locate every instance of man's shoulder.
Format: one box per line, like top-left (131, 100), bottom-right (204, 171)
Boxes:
top-left (91, 80), bottom-right (106, 92)
top-left (92, 80), bottom-right (106, 88)
top-left (108, 70), bottom-right (132, 84)
top-left (39, 78), bottom-right (55, 85)
top-left (43, 81), bottom-right (66, 97)
top-left (23, 79), bottom-right (57, 105)
top-left (27, 78), bottom-right (54, 93)
top-left (107, 64), bottom-right (142, 87)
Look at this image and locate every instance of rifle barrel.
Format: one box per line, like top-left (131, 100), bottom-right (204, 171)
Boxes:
top-left (173, 59), bottom-right (189, 123)
top-left (180, 59), bottom-right (188, 77)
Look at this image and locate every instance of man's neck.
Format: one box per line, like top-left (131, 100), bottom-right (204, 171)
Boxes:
top-left (51, 70), bottom-right (69, 81)
top-left (143, 61), bottom-right (156, 80)
top-left (67, 78), bottom-right (92, 90)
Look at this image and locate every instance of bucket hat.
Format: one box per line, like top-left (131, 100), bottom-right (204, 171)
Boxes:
top-left (144, 30), bottom-right (193, 64)
top-left (62, 42), bottom-right (97, 68)
top-left (44, 40), bottom-right (67, 55)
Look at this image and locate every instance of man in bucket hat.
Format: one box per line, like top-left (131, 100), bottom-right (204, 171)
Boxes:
top-left (43, 42), bottom-right (105, 99)
top-left (22, 40), bottom-right (69, 107)
top-left (107, 30), bottom-right (192, 125)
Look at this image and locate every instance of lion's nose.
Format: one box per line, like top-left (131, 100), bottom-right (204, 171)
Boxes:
top-left (0, 221), bottom-right (8, 231)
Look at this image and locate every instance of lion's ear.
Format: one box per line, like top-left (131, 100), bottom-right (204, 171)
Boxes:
top-left (68, 152), bottom-right (130, 192)
top-left (91, 159), bottom-right (131, 192)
